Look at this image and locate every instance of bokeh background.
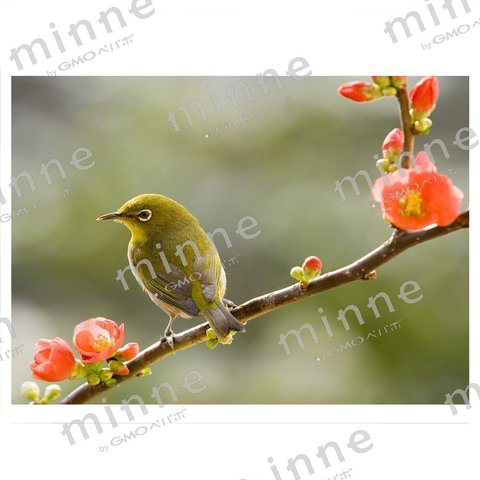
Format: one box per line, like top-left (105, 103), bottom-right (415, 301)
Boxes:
top-left (11, 76), bottom-right (469, 404)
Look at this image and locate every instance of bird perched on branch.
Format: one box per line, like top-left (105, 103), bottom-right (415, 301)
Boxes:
top-left (97, 194), bottom-right (245, 347)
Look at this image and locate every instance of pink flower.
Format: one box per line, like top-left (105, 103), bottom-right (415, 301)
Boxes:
top-left (30, 337), bottom-right (76, 381)
top-left (115, 342), bottom-right (139, 361)
top-left (382, 128), bottom-right (404, 159)
top-left (338, 81), bottom-right (382, 102)
top-left (73, 318), bottom-right (124, 363)
top-left (372, 152), bottom-right (463, 231)
top-left (409, 76), bottom-right (439, 114)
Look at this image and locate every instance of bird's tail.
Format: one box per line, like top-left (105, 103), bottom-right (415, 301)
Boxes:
top-left (203, 301), bottom-right (245, 340)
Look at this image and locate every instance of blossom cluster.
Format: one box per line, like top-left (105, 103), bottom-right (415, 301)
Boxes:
top-left (338, 76), bottom-right (463, 231)
top-left (30, 317), bottom-right (139, 385)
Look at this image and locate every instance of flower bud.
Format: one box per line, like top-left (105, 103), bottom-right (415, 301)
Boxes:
top-left (409, 76), bottom-right (439, 115)
top-left (44, 384), bottom-right (62, 402)
top-left (108, 360), bottom-right (124, 373)
top-left (376, 158), bottom-right (391, 173)
top-left (414, 118), bottom-right (433, 133)
top-left (86, 374), bottom-right (100, 385)
top-left (99, 368), bottom-right (114, 382)
top-left (115, 342), bottom-right (139, 361)
top-left (391, 76), bottom-right (407, 88)
top-left (382, 87), bottom-right (397, 97)
top-left (338, 81), bottom-right (382, 102)
top-left (206, 338), bottom-right (219, 350)
top-left (302, 256), bottom-right (322, 280)
top-left (382, 128), bottom-right (404, 160)
top-left (371, 76), bottom-right (391, 88)
top-left (116, 365), bottom-right (129, 376)
top-left (21, 381), bottom-right (40, 402)
top-left (70, 360), bottom-right (88, 379)
top-left (290, 266), bottom-right (305, 283)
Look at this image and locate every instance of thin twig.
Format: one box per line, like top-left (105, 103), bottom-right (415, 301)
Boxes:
top-left (61, 211), bottom-right (469, 404)
top-left (396, 86), bottom-right (415, 168)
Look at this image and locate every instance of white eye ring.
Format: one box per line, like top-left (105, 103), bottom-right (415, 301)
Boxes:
top-left (138, 209), bottom-right (152, 222)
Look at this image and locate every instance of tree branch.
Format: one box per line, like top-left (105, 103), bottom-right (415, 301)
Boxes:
top-left (61, 211), bottom-right (469, 404)
top-left (397, 86), bottom-right (415, 168)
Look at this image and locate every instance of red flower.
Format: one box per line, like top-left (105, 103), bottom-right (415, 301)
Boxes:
top-left (74, 318), bottom-right (124, 363)
top-left (409, 76), bottom-right (439, 114)
top-left (372, 152), bottom-right (463, 231)
top-left (382, 128), bottom-right (404, 158)
top-left (338, 81), bottom-right (382, 102)
top-left (30, 337), bottom-right (76, 381)
top-left (115, 342), bottom-right (139, 361)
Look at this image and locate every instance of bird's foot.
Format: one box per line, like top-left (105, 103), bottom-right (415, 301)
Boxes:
top-left (223, 298), bottom-right (238, 310)
top-left (161, 329), bottom-right (176, 351)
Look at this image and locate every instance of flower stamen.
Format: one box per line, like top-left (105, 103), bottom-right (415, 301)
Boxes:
top-left (399, 191), bottom-right (425, 217)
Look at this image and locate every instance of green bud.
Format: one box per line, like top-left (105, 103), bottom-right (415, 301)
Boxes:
top-left (108, 360), bottom-right (124, 372)
top-left (136, 367), bottom-right (152, 377)
top-left (21, 381), bottom-right (40, 402)
top-left (391, 76), bottom-right (407, 88)
top-left (371, 76), bottom-right (391, 88)
top-left (414, 118), bottom-right (432, 133)
top-left (105, 379), bottom-right (117, 387)
top-left (410, 108), bottom-right (431, 122)
top-left (99, 368), bottom-right (114, 381)
top-left (303, 268), bottom-right (320, 281)
top-left (70, 360), bottom-right (88, 379)
top-left (376, 158), bottom-right (391, 173)
top-left (206, 328), bottom-right (217, 339)
top-left (44, 384), bottom-right (62, 402)
top-left (382, 87), bottom-right (397, 97)
top-left (86, 374), bottom-right (101, 385)
top-left (206, 338), bottom-right (219, 350)
top-left (290, 266), bottom-right (305, 283)
top-left (87, 361), bottom-right (103, 374)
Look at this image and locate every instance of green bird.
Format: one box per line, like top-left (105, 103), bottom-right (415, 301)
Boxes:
top-left (97, 194), bottom-right (245, 345)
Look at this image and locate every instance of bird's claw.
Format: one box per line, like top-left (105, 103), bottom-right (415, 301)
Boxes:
top-left (223, 298), bottom-right (238, 310)
top-left (161, 330), bottom-right (176, 351)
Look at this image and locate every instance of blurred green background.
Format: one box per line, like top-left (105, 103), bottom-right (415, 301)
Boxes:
top-left (11, 76), bottom-right (468, 404)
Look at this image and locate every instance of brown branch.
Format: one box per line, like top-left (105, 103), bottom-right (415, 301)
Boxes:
top-left (396, 86), bottom-right (415, 168)
top-left (61, 210), bottom-right (469, 404)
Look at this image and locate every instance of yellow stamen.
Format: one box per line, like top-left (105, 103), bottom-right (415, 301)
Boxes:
top-left (94, 334), bottom-right (113, 352)
top-left (399, 191), bottom-right (425, 217)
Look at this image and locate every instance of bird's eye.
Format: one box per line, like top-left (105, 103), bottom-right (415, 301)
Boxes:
top-left (137, 209), bottom-right (152, 222)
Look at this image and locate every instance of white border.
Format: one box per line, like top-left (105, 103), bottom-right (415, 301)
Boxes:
top-left (0, 0), bottom-right (478, 476)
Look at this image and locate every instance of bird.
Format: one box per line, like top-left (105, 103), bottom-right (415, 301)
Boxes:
top-left (97, 193), bottom-right (245, 346)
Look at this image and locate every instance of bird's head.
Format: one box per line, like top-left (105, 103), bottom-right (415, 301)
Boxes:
top-left (97, 194), bottom-right (184, 242)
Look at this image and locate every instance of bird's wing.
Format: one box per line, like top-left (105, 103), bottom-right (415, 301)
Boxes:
top-left (193, 245), bottom-right (225, 303)
top-left (132, 250), bottom-right (200, 317)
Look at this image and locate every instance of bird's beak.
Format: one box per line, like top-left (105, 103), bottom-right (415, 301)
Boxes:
top-left (96, 211), bottom-right (124, 221)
